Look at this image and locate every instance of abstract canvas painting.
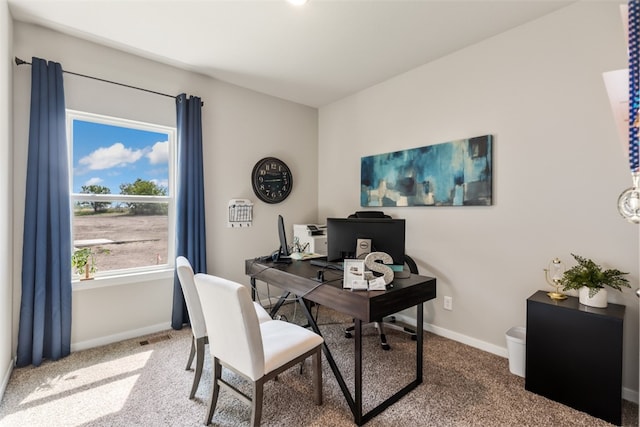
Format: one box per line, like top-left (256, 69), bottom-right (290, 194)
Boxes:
top-left (361, 135), bottom-right (493, 207)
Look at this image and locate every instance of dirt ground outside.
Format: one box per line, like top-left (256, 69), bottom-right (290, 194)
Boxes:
top-left (73, 213), bottom-right (168, 273)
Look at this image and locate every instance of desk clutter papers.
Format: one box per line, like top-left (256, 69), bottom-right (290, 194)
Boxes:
top-left (343, 259), bottom-right (367, 290)
top-left (343, 259), bottom-right (392, 291)
top-left (290, 252), bottom-right (326, 260)
top-left (368, 277), bottom-right (387, 291)
top-left (346, 276), bottom-right (387, 291)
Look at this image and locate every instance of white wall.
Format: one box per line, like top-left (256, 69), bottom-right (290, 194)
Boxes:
top-left (0, 0), bottom-right (14, 398)
top-left (319, 2), bottom-right (639, 399)
top-left (12, 22), bottom-right (318, 350)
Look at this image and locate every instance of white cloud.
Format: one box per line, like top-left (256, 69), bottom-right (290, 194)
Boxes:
top-left (79, 142), bottom-right (145, 171)
top-left (146, 141), bottom-right (169, 165)
top-left (84, 177), bottom-right (103, 186)
top-left (151, 178), bottom-right (168, 189)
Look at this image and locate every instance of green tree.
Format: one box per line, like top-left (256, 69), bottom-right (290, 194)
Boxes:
top-left (119, 178), bottom-right (168, 215)
top-left (80, 185), bottom-right (111, 213)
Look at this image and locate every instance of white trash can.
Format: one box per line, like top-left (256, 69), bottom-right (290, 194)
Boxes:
top-left (505, 326), bottom-right (526, 377)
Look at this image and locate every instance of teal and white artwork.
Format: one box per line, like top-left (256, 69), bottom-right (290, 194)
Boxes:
top-left (360, 135), bottom-right (493, 207)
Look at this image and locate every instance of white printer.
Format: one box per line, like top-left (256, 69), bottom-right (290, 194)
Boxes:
top-left (293, 224), bottom-right (327, 255)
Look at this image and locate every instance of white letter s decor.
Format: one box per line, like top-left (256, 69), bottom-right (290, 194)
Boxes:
top-left (364, 252), bottom-right (394, 285)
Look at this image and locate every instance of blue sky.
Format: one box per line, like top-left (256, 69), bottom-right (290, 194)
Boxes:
top-left (72, 120), bottom-right (169, 194)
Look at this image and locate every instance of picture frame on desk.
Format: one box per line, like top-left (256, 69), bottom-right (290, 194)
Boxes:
top-left (343, 259), bottom-right (367, 290)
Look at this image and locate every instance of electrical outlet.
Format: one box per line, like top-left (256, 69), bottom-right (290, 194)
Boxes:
top-left (444, 296), bottom-right (453, 311)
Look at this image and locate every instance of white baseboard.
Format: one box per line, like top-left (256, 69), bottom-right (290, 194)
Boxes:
top-left (623, 387), bottom-right (639, 405)
top-left (71, 322), bottom-right (172, 352)
top-left (392, 314), bottom-right (639, 404)
top-left (393, 313), bottom-right (508, 358)
top-left (0, 357), bottom-right (14, 403)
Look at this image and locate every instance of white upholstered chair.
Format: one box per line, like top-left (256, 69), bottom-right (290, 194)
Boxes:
top-left (194, 273), bottom-right (323, 426)
top-left (175, 256), bottom-right (271, 399)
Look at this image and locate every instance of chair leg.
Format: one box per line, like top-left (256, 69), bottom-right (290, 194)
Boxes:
top-left (346, 321), bottom-right (391, 349)
top-left (385, 316), bottom-right (417, 338)
top-left (186, 336), bottom-right (196, 370)
top-left (251, 378), bottom-right (265, 427)
top-left (345, 320), bottom-right (376, 339)
top-left (347, 317), bottom-right (416, 350)
top-left (374, 322), bottom-right (391, 351)
top-left (312, 347), bottom-right (322, 405)
top-left (190, 336), bottom-right (206, 399)
top-left (205, 358), bottom-right (222, 426)
top-left (344, 324), bottom-right (354, 338)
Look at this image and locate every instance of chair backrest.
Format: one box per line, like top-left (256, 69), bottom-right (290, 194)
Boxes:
top-left (194, 273), bottom-right (265, 381)
top-left (404, 254), bottom-right (419, 275)
top-left (348, 211), bottom-right (391, 219)
top-left (176, 256), bottom-right (207, 339)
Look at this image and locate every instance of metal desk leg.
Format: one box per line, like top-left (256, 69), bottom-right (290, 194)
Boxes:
top-left (297, 297), bottom-right (356, 416)
top-left (357, 304), bottom-right (424, 425)
top-left (250, 277), bottom-right (257, 301)
top-left (296, 295), bottom-right (423, 426)
top-left (268, 292), bottom-right (290, 318)
top-left (417, 303), bottom-right (423, 383)
top-left (355, 318), bottom-right (363, 425)
top-left (250, 276), bottom-right (289, 318)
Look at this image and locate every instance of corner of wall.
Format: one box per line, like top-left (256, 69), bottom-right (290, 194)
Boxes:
top-left (1, 0), bottom-right (15, 403)
top-left (0, 357), bottom-right (14, 402)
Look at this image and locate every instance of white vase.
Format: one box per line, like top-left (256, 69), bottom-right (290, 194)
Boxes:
top-left (578, 287), bottom-right (608, 308)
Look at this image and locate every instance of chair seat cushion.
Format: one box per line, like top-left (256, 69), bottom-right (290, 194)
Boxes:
top-left (260, 320), bottom-right (323, 374)
top-left (253, 302), bottom-right (272, 323)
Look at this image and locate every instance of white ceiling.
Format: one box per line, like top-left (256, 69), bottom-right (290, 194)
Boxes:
top-left (8, 0), bottom-right (575, 107)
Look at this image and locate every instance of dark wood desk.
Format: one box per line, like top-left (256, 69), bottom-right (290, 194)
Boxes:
top-left (245, 259), bottom-right (437, 425)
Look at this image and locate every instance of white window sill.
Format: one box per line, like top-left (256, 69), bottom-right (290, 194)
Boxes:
top-left (72, 268), bottom-right (175, 291)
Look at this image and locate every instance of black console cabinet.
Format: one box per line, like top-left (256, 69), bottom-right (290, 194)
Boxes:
top-left (525, 290), bottom-right (625, 425)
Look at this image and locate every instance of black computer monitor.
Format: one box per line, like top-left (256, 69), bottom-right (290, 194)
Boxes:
top-left (277, 214), bottom-right (291, 258)
top-left (326, 217), bottom-right (406, 265)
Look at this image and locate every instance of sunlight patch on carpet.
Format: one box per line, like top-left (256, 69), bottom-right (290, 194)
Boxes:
top-left (19, 351), bottom-right (152, 405)
top-left (4, 375), bottom-right (141, 426)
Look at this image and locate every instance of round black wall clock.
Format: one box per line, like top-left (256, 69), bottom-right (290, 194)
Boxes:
top-left (251, 157), bottom-right (293, 204)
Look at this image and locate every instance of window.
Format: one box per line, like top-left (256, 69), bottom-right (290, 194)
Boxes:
top-left (67, 110), bottom-right (175, 278)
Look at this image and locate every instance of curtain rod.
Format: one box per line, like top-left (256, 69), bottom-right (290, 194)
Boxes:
top-left (14, 57), bottom-right (204, 106)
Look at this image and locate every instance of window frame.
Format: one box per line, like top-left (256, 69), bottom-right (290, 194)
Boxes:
top-left (67, 110), bottom-right (177, 283)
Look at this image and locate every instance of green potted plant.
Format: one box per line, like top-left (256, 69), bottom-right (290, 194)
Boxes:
top-left (560, 253), bottom-right (630, 308)
top-left (72, 247), bottom-right (109, 280)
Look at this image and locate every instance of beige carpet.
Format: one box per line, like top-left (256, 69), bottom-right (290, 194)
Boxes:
top-left (0, 304), bottom-right (637, 427)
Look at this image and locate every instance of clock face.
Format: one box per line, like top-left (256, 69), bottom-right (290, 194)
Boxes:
top-left (251, 157), bottom-right (293, 204)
